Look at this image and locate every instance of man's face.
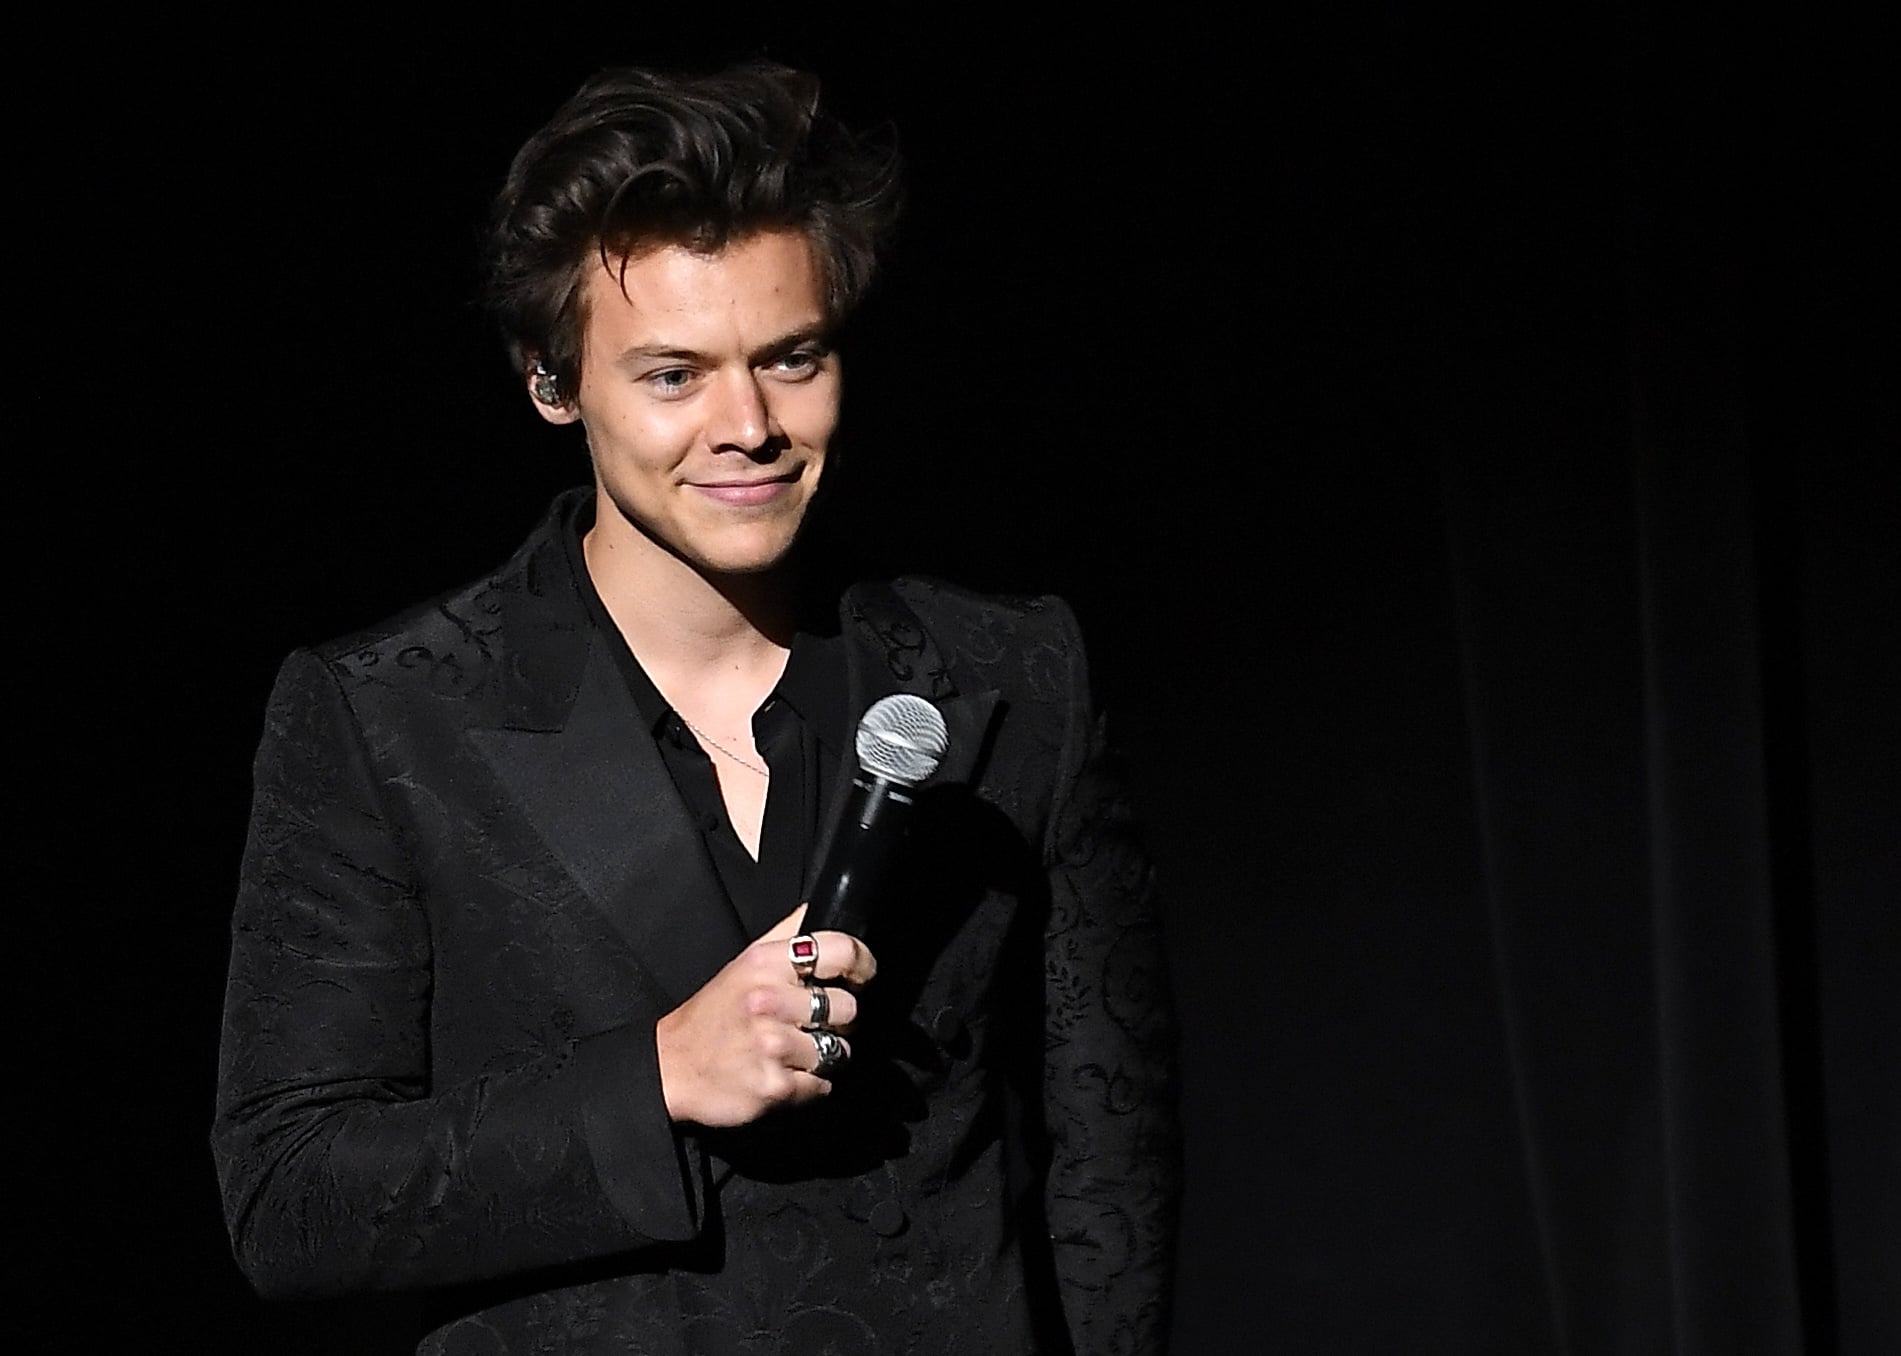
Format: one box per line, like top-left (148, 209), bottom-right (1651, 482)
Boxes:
top-left (535, 228), bottom-right (840, 577)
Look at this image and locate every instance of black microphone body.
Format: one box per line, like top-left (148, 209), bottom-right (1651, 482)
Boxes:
top-left (802, 693), bottom-right (948, 939)
top-left (802, 773), bottom-right (920, 938)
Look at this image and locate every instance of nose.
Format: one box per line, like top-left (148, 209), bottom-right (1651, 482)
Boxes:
top-left (707, 368), bottom-right (780, 458)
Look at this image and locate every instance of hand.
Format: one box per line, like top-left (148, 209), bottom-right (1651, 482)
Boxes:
top-left (655, 907), bottom-right (877, 1128)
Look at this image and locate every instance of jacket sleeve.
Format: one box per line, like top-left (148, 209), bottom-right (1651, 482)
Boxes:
top-left (210, 649), bottom-right (706, 1300)
top-left (1039, 601), bottom-right (1183, 1355)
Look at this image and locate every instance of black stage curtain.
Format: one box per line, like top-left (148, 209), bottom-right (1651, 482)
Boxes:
top-left (1152, 24), bottom-right (1895, 1353)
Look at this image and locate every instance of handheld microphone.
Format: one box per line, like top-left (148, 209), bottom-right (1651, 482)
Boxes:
top-left (802, 694), bottom-right (949, 938)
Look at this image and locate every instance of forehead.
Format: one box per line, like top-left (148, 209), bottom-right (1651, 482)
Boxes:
top-left (579, 229), bottom-right (827, 352)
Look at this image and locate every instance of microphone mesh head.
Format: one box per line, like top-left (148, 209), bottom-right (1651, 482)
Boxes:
top-left (855, 694), bottom-right (949, 786)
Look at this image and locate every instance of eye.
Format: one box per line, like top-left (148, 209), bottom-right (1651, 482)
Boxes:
top-left (646, 368), bottom-right (697, 397)
top-left (768, 347), bottom-right (828, 381)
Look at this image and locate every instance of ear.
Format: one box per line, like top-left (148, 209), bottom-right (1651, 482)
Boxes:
top-left (525, 361), bottom-right (581, 425)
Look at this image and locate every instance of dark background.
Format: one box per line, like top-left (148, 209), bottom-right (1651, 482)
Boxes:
top-left (78, 11), bottom-right (1892, 1353)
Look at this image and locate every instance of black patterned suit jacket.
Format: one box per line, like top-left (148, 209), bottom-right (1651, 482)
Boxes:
top-left (213, 493), bottom-right (1180, 1354)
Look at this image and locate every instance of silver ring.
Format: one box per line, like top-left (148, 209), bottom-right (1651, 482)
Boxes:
top-left (804, 985), bottom-right (832, 1030)
top-left (788, 934), bottom-right (819, 981)
top-left (810, 1029), bottom-right (847, 1078)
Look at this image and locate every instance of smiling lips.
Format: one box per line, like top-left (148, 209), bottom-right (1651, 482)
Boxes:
top-left (690, 473), bottom-right (799, 506)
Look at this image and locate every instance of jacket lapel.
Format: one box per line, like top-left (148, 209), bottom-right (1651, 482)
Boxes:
top-left (466, 511), bottom-right (748, 1007)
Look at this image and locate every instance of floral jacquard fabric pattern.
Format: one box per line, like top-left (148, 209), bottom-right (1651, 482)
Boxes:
top-left (918, 580), bottom-right (1184, 1356)
top-left (212, 490), bottom-right (1180, 1353)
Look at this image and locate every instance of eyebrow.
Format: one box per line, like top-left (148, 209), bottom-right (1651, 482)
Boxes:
top-left (611, 323), bottom-right (832, 372)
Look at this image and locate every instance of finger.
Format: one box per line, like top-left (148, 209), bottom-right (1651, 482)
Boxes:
top-left (802, 1027), bottom-right (852, 1078)
top-left (798, 983), bottom-right (860, 1033)
top-left (763, 929), bottom-right (876, 990)
top-left (741, 974), bottom-right (858, 1037)
top-left (785, 1071), bottom-right (835, 1101)
top-left (805, 930), bottom-right (877, 987)
top-left (765, 908), bottom-right (876, 983)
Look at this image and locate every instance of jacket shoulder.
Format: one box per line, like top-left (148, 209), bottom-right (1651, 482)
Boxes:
top-left (885, 576), bottom-right (1087, 697)
top-left (888, 575), bottom-right (1079, 642)
top-left (300, 501), bottom-right (575, 706)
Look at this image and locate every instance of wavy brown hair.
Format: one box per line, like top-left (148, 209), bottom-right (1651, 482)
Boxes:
top-left (484, 62), bottom-right (902, 403)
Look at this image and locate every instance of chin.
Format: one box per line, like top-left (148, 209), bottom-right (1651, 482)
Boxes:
top-left (698, 555), bottom-right (787, 579)
top-left (688, 534), bottom-right (803, 579)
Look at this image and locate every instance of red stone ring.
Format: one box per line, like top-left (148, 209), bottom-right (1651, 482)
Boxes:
top-left (788, 933), bottom-right (819, 982)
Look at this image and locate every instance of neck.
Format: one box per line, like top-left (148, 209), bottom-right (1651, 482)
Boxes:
top-left (582, 516), bottom-right (797, 702)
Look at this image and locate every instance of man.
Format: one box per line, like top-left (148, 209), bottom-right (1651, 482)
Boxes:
top-left (213, 62), bottom-right (1179, 1354)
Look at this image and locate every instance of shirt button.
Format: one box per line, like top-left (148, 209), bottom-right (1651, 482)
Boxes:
top-left (702, 813), bottom-right (721, 832)
top-left (869, 1200), bottom-right (907, 1237)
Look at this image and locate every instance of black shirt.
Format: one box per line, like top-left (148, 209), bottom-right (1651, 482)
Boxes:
top-left (560, 494), bottom-right (847, 938)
